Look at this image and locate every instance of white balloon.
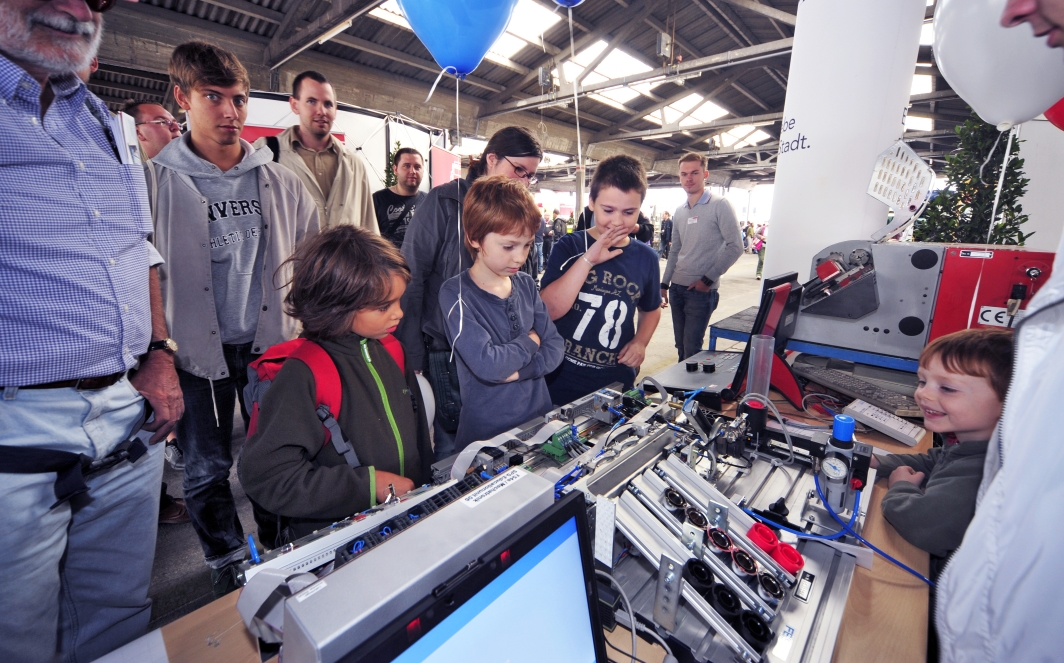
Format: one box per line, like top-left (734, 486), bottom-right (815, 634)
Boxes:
top-left (935, 0), bottom-right (1064, 129)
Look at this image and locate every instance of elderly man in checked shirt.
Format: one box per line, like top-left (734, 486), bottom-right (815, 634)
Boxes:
top-left (0, 0), bottom-right (184, 661)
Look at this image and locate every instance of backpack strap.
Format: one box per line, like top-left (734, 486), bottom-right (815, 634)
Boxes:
top-left (289, 341), bottom-right (362, 469)
top-left (380, 334), bottom-right (405, 374)
top-left (265, 135), bottom-right (281, 163)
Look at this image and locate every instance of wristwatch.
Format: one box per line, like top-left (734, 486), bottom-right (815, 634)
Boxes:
top-left (700, 275), bottom-right (714, 287)
top-left (147, 338), bottom-right (179, 354)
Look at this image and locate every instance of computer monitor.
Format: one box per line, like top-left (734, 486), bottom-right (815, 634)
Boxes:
top-left (343, 492), bottom-right (609, 663)
top-left (723, 272), bottom-right (805, 408)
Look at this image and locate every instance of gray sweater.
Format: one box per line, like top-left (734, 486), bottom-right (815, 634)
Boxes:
top-left (662, 191), bottom-right (744, 289)
top-left (877, 439), bottom-right (988, 559)
top-left (439, 271), bottom-right (564, 447)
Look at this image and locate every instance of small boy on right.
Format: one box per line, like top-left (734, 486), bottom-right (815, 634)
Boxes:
top-left (872, 327), bottom-right (1014, 578)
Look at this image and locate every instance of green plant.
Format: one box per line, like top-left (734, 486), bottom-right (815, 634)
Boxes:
top-left (383, 140), bottom-right (402, 188)
top-left (913, 112), bottom-right (1032, 245)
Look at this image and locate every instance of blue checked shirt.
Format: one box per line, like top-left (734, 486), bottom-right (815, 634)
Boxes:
top-left (0, 55), bottom-right (161, 386)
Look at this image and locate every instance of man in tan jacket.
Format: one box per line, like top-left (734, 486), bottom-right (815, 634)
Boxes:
top-left (254, 70), bottom-right (377, 231)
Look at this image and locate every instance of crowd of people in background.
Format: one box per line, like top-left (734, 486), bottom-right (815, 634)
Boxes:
top-left (6, 0), bottom-right (1063, 660)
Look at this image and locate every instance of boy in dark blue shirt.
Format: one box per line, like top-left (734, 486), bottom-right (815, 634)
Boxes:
top-left (540, 156), bottom-right (662, 406)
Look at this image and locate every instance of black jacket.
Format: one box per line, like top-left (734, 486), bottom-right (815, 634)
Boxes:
top-left (238, 334), bottom-right (433, 543)
top-left (398, 179), bottom-right (536, 371)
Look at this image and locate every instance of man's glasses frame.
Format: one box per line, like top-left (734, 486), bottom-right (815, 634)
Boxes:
top-left (136, 119), bottom-right (181, 132)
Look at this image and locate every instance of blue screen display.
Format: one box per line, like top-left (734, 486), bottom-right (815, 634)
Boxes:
top-left (392, 517), bottom-right (597, 663)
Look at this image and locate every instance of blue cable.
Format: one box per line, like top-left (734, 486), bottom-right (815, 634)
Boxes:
top-left (742, 493), bottom-right (859, 542)
top-left (683, 387), bottom-right (706, 412)
top-left (247, 534), bottom-right (261, 564)
top-left (813, 473), bottom-right (934, 587)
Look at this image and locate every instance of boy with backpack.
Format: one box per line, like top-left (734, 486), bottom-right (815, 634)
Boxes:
top-left (238, 226), bottom-right (433, 547)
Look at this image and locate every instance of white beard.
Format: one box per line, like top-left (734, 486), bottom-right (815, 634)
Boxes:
top-left (0, 4), bottom-right (102, 76)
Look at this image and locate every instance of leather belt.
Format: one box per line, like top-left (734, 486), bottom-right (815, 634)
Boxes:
top-left (11, 371), bottom-right (126, 391)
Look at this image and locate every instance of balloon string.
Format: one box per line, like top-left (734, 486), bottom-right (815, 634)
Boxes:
top-left (425, 66), bottom-right (458, 104)
top-left (450, 73), bottom-right (464, 363)
top-left (568, 7), bottom-right (584, 198)
top-left (987, 126), bottom-right (1016, 243)
top-left (966, 125), bottom-right (1017, 329)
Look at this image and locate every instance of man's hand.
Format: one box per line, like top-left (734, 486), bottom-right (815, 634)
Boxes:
top-left (887, 465), bottom-right (925, 488)
top-left (617, 339), bottom-right (647, 368)
top-left (528, 329), bottom-right (541, 346)
top-left (688, 279), bottom-right (712, 292)
top-left (584, 226), bottom-right (628, 265)
top-left (660, 287), bottom-right (669, 309)
top-left (130, 352), bottom-right (184, 444)
top-left (870, 454), bottom-right (880, 470)
top-left (374, 471), bottom-right (415, 503)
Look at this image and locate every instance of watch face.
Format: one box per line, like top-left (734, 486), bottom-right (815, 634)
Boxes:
top-left (822, 456), bottom-right (848, 480)
top-left (165, 338), bottom-right (179, 353)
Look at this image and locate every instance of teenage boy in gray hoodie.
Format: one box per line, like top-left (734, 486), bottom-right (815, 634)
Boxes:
top-left (148, 42), bottom-right (319, 597)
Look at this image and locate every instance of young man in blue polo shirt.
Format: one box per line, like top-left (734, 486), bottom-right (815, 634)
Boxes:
top-left (661, 153), bottom-right (744, 361)
top-left (540, 156), bottom-right (662, 406)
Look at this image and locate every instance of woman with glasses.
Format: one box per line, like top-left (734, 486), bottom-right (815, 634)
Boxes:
top-left (397, 126), bottom-right (542, 462)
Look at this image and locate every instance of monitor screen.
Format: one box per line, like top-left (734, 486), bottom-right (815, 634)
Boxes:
top-left (342, 493), bottom-right (608, 663)
top-left (393, 517), bottom-right (597, 663)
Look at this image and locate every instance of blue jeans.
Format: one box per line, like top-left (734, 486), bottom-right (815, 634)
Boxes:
top-left (535, 240), bottom-right (544, 273)
top-left (669, 284), bottom-right (720, 361)
top-left (0, 379), bottom-right (164, 663)
top-left (176, 342), bottom-right (255, 567)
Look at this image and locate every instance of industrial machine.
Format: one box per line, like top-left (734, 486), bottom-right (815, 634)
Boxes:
top-left (792, 240), bottom-right (1054, 361)
top-left (235, 376), bottom-right (876, 663)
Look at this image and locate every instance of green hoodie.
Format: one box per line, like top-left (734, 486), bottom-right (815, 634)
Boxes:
top-left (238, 333), bottom-right (433, 544)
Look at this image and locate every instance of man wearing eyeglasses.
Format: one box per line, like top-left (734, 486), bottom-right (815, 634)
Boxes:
top-left (0, 0), bottom-right (184, 661)
top-left (124, 100), bottom-right (181, 159)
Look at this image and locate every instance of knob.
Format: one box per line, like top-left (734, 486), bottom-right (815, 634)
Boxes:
top-left (1027, 267), bottom-right (1043, 279)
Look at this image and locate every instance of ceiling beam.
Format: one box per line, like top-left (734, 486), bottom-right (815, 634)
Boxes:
top-left (88, 78), bottom-right (165, 98)
top-left (597, 111), bottom-right (782, 143)
top-left (196, 0), bottom-right (283, 23)
top-left (264, 0), bottom-right (384, 69)
top-left (329, 34), bottom-right (504, 93)
top-left (481, 0), bottom-right (654, 111)
top-left (716, 0), bottom-right (797, 25)
top-left (481, 38), bottom-right (793, 118)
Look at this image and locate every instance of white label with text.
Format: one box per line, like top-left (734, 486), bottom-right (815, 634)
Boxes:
top-left (462, 467), bottom-right (525, 508)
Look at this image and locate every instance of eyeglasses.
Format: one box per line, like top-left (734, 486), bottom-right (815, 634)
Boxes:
top-left (136, 119), bottom-right (180, 131)
top-left (86, 0), bottom-right (118, 13)
top-left (502, 155), bottom-right (539, 185)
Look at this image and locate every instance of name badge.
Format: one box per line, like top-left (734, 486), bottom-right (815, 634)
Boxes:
top-left (687, 216), bottom-right (698, 225)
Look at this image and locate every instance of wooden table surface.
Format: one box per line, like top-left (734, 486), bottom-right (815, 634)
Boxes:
top-left (142, 390), bottom-right (930, 663)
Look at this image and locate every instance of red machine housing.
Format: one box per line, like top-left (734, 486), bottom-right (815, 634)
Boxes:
top-left (928, 245), bottom-right (1055, 341)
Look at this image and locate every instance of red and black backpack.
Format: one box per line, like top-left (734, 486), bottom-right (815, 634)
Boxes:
top-left (243, 335), bottom-right (405, 467)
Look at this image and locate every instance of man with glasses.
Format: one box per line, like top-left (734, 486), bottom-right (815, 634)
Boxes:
top-left (0, 0), bottom-right (184, 660)
top-left (124, 100), bottom-right (181, 159)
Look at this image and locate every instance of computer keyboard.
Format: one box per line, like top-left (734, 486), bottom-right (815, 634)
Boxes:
top-left (790, 364), bottom-right (923, 417)
top-left (843, 399), bottom-right (926, 446)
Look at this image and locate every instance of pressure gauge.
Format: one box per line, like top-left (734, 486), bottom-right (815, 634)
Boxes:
top-left (822, 455), bottom-right (849, 480)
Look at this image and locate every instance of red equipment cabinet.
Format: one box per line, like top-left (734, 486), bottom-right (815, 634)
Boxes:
top-left (928, 245), bottom-right (1054, 341)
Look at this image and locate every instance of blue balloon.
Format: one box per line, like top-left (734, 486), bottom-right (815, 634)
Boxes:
top-left (397, 0), bottom-right (519, 77)
top-left (553, 0), bottom-right (585, 6)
